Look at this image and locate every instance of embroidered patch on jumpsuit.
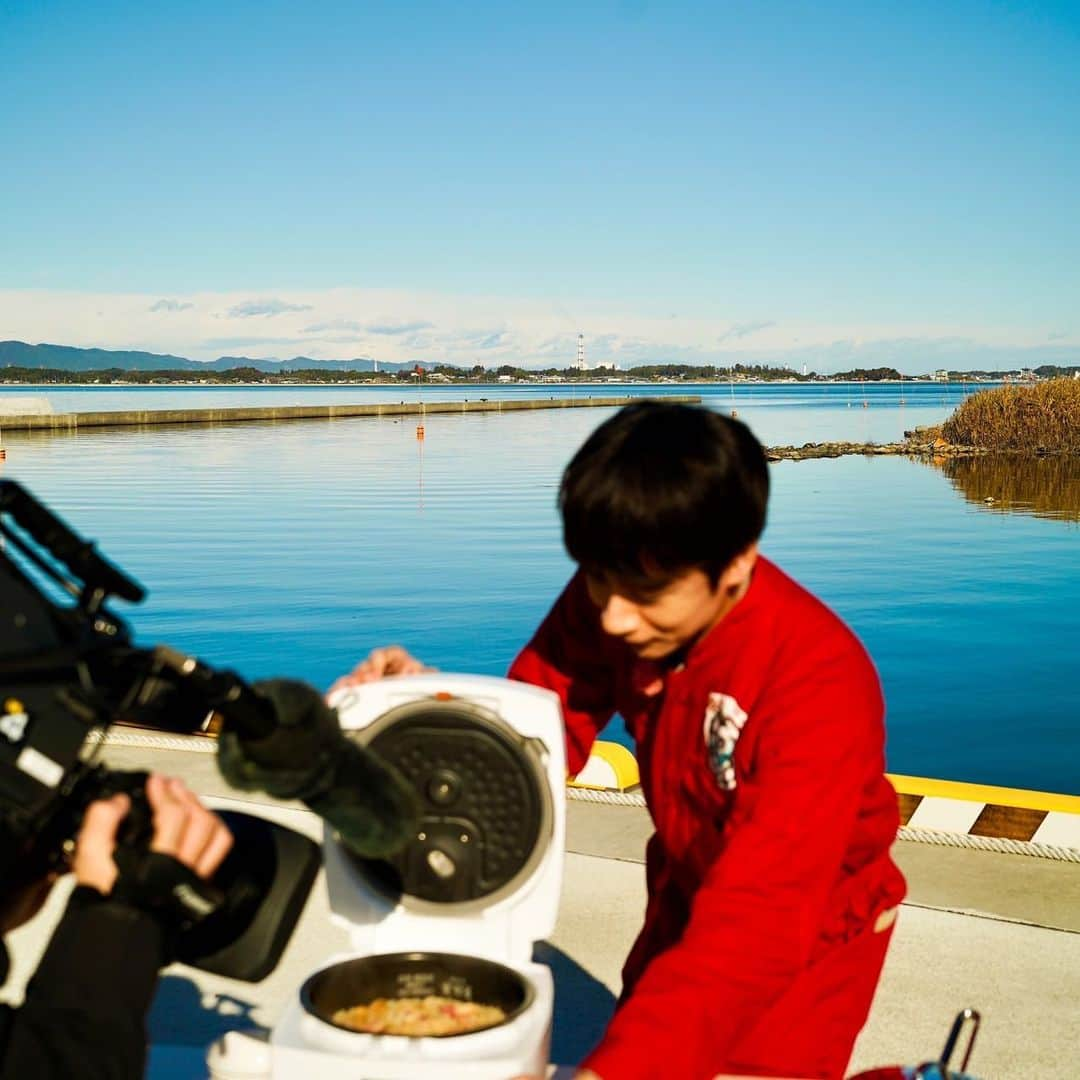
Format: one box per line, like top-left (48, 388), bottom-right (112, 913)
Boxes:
top-left (703, 691), bottom-right (748, 790)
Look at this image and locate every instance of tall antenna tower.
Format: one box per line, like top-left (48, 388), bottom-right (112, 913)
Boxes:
top-left (576, 334), bottom-right (586, 371)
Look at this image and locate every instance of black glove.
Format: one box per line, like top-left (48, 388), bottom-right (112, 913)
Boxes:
top-left (111, 846), bottom-right (225, 947)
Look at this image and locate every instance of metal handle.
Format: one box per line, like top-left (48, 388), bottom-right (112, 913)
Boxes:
top-left (0, 479), bottom-right (144, 605)
top-left (940, 1007), bottom-right (981, 1075)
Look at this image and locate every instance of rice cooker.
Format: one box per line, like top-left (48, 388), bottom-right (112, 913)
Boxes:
top-left (208, 673), bottom-right (566, 1079)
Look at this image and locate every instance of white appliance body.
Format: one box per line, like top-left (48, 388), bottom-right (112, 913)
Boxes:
top-left (209, 674), bottom-right (566, 1080)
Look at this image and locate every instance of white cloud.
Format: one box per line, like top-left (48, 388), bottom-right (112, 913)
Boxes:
top-left (226, 299), bottom-right (314, 318)
top-left (149, 298), bottom-right (194, 313)
top-left (202, 336), bottom-right (318, 349)
top-left (367, 319), bottom-right (434, 335)
top-left (0, 286), bottom-right (1072, 374)
top-left (203, 334), bottom-right (367, 349)
top-left (303, 319), bottom-right (364, 333)
top-left (717, 320), bottom-right (775, 344)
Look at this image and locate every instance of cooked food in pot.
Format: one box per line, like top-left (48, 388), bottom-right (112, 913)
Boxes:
top-left (331, 995), bottom-right (508, 1036)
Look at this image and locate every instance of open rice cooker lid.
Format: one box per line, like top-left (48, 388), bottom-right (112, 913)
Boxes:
top-left (348, 695), bottom-right (555, 912)
top-left (327, 675), bottom-right (566, 965)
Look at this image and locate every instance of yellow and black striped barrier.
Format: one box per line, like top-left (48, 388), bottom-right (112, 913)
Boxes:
top-left (570, 743), bottom-right (1080, 852)
top-left (890, 773), bottom-right (1080, 848)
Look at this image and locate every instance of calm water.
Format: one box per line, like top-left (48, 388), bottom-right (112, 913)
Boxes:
top-left (3, 383), bottom-right (1076, 794)
top-left (3, 380), bottom-right (975, 446)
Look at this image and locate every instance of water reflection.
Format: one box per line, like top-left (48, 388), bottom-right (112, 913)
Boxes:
top-left (935, 454), bottom-right (1080, 523)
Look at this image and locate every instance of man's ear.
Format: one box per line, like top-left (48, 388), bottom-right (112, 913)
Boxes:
top-left (719, 542), bottom-right (759, 592)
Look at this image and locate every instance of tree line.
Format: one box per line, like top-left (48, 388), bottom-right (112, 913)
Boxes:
top-left (3, 362), bottom-right (1075, 385)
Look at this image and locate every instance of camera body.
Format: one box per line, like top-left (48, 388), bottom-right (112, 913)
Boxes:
top-left (0, 666), bottom-right (166, 888)
top-left (0, 479), bottom-right (320, 981)
top-left (0, 724), bottom-right (149, 886)
top-left (1, 479), bottom-right (230, 882)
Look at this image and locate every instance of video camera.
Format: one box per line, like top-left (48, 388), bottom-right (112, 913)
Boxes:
top-left (0, 479), bottom-right (410, 981)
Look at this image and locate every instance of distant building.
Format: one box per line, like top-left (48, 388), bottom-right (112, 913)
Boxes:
top-left (575, 334), bottom-right (587, 371)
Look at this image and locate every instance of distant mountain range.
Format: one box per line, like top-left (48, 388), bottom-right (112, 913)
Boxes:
top-left (0, 340), bottom-right (425, 373)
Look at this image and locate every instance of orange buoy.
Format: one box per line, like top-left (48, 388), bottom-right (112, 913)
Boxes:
top-left (416, 425), bottom-right (425, 441)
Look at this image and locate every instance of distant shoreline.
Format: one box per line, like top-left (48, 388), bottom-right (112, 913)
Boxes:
top-left (0, 377), bottom-right (1012, 389)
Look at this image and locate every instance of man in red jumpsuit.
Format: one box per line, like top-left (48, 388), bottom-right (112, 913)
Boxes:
top-left (340, 402), bottom-right (906, 1080)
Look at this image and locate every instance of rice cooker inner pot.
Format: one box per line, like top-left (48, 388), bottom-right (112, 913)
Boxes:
top-left (349, 699), bottom-right (551, 908)
top-left (301, 951), bottom-right (535, 1037)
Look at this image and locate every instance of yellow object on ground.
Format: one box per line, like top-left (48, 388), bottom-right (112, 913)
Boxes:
top-left (570, 741), bottom-right (641, 792)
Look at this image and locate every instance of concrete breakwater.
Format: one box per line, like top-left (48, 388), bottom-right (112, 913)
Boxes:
top-left (0, 395), bottom-right (702, 431)
top-left (1, 403), bottom-right (1019, 463)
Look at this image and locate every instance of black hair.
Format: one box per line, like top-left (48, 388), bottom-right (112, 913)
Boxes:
top-left (559, 401), bottom-right (769, 588)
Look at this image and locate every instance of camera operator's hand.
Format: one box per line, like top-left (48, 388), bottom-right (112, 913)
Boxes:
top-left (74, 774), bottom-right (233, 896)
top-left (327, 645), bottom-right (432, 697)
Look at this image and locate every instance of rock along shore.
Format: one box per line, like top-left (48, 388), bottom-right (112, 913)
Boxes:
top-left (765, 439), bottom-right (981, 461)
top-left (765, 426), bottom-right (1060, 461)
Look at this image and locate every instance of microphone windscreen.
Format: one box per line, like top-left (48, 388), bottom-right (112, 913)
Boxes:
top-left (216, 678), bottom-right (419, 855)
top-left (217, 678), bottom-right (341, 801)
top-left (306, 741), bottom-right (421, 857)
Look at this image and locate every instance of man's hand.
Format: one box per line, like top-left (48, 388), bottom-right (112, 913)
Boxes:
top-left (327, 645), bottom-right (431, 697)
top-left (73, 774), bottom-right (233, 896)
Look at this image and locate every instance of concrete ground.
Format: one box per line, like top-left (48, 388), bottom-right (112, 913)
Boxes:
top-left (4, 739), bottom-right (1079, 1078)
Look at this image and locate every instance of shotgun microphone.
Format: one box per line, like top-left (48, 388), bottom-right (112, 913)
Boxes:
top-left (216, 679), bottom-right (420, 858)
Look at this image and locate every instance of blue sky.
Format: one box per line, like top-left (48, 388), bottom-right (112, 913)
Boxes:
top-left (1, 1), bottom-right (1077, 372)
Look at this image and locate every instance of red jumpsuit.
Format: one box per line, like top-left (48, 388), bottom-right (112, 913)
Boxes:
top-left (509, 557), bottom-right (906, 1080)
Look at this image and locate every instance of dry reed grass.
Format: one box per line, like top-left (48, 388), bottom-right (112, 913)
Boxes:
top-left (941, 378), bottom-right (1080, 452)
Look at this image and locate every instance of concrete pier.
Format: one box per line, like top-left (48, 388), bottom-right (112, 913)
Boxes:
top-left (0, 395), bottom-right (702, 432)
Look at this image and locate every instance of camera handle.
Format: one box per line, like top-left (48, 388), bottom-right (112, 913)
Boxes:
top-left (0, 479), bottom-right (144, 608)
